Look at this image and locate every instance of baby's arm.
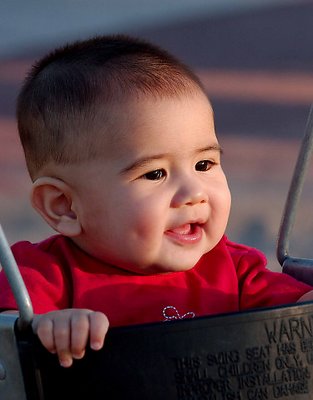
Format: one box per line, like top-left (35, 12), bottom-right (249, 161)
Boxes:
top-left (32, 309), bottom-right (109, 368)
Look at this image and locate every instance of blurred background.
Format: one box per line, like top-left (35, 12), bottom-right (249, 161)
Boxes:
top-left (1, 0), bottom-right (313, 271)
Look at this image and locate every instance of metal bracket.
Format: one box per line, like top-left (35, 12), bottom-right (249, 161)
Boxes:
top-left (0, 314), bottom-right (27, 400)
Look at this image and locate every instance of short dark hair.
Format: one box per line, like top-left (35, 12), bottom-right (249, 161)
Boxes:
top-left (17, 34), bottom-right (205, 179)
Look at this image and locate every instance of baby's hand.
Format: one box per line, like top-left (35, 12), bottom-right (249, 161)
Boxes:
top-left (298, 289), bottom-right (313, 303)
top-left (32, 309), bottom-right (109, 368)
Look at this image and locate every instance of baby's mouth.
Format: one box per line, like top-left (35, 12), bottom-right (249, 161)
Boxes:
top-left (169, 224), bottom-right (194, 234)
top-left (165, 223), bottom-right (203, 244)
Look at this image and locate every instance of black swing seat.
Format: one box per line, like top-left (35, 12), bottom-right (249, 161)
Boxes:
top-left (1, 301), bottom-right (313, 400)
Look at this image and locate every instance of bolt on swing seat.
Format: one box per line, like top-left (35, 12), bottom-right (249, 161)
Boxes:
top-left (1, 108), bottom-right (313, 400)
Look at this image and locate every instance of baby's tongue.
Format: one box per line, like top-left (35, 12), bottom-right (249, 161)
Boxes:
top-left (169, 224), bottom-right (191, 234)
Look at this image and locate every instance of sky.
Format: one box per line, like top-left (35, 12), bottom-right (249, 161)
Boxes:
top-left (0, 0), bottom-right (297, 58)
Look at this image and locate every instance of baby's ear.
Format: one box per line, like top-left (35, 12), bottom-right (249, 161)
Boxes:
top-left (31, 177), bottom-right (82, 237)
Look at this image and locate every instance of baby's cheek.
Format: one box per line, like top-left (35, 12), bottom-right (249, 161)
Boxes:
top-left (132, 206), bottom-right (163, 239)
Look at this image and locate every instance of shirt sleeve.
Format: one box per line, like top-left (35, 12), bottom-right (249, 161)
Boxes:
top-left (0, 240), bottom-right (72, 313)
top-left (235, 247), bottom-right (313, 310)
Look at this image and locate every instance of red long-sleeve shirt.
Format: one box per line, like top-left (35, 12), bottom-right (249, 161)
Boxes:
top-left (0, 235), bottom-right (311, 326)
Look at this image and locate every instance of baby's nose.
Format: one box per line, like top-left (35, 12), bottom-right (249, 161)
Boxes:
top-left (171, 179), bottom-right (208, 208)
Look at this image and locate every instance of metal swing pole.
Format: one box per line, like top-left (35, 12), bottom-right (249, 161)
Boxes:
top-left (0, 225), bottom-right (33, 331)
top-left (277, 104), bottom-right (313, 284)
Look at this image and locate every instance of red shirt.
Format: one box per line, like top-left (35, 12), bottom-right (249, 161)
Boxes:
top-left (0, 235), bottom-right (311, 327)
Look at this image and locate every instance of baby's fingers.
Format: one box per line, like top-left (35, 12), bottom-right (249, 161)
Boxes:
top-left (53, 316), bottom-right (72, 367)
top-left (89, 312), bottom-right (109, 351)
top-left (34, 316), bottom-right (56, 354)
top-left (70, 312), bottom-right (90, 359)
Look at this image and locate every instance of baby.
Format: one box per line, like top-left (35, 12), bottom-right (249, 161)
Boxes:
top-left (0, 34), bottom-right (312, 368)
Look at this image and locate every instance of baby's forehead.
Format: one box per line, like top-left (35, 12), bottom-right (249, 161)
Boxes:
top-left (43, 91), bottom-right (217, 183)
top-left (96, 89), bottom-right (211, 126)
top-left (90, 91), bottom-right (215, 153)
top-left (95, 88), bottom-right (212, 122)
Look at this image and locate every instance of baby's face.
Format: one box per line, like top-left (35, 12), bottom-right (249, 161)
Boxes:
top-left (69, 92), bottom-right (231, 274)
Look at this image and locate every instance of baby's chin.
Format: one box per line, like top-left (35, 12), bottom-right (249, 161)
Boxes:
top-left (142, 256), bottom-right (205, 275)
top-left (89, 246), bottom-right (208, 275)
top-left (116, 259), bottom-right (198, 275)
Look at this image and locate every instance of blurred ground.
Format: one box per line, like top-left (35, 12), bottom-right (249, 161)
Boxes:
top-left (1, 1), bottom-right (313, 271)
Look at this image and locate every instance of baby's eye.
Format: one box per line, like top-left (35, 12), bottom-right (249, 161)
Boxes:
top-left (142, 169), bottom-right (166, 181)
top-left (195, 160), bottom-right (215, 172)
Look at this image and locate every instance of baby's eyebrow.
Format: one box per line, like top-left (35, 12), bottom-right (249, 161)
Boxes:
top-left (198, 144), bottom-right (223, 155)
top-left (120, 154), bottom-right (169, 175)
